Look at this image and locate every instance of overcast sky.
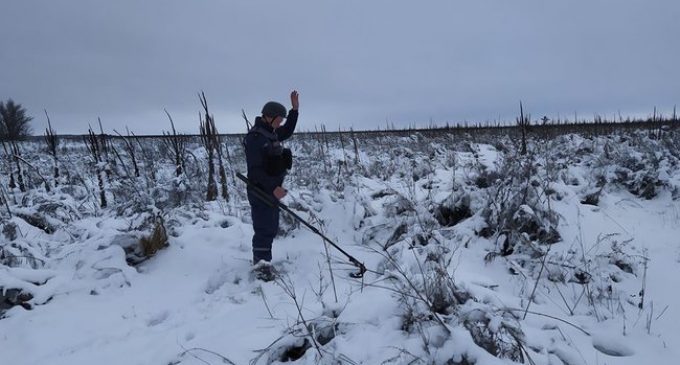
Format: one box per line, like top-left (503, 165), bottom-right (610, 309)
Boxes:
top-left (2, 0), bottom-right (679, 135)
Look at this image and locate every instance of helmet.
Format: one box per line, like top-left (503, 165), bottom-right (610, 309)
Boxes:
top-left (261, 101), bottom-right (287, 119)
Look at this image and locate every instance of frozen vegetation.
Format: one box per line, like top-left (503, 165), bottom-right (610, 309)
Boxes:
top-left (1, 125), bottom-right (679, 364)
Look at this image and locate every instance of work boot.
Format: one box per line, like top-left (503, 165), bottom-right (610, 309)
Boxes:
top-left (252, 260), bottom-right (277, 282)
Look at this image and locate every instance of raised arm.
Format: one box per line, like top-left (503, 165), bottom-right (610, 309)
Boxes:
top-left (276, 90), bottom-right (299, 141)
top-left (276, 110), bottom-right (298, 141)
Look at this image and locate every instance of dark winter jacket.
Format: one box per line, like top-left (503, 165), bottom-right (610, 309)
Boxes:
top-left (244, 109), bottom-right (298, 196)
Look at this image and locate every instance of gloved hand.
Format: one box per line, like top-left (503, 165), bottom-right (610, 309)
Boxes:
top-left (273, 186), bottom-right (287, 200)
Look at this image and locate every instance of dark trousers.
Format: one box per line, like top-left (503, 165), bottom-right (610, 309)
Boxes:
top-left (248, 191), bottom-right (280, 264)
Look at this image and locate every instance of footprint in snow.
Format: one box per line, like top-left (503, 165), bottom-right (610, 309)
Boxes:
top-left (205, 266), bottom-right (248, 294)
top-left (205, 269), bottom-right (231, 294)
top-left (592, 333), bottom-right (635, 357)
top-left (147, 310), bottom-right (169, 327)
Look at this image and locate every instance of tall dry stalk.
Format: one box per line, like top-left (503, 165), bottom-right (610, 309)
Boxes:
top-left (199, 92), bottom-right (229, 201)
top-left (10, 141), bottom-right (26, 192)
top-left (163, 110), bottom-right (186, 177)
top-left (85, 127), bottom-right (107, 208)
top-left (43, 110), bottom-right (60, 185)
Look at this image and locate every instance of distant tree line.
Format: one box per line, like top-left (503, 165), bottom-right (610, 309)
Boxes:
top-left (0, 99), bottom-right (33, 141)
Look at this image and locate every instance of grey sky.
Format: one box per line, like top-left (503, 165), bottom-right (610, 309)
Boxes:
top-left (1, 0), bottom-right (678, 135)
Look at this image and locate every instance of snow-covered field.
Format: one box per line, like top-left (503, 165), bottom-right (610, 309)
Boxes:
top-left (1, 129), bottom-right (679, 364)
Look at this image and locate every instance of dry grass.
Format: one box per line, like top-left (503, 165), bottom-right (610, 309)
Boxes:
top-left (140, 217), bottom-right (168, 257)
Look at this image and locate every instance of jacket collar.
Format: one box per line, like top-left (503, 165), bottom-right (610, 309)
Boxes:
top-left (254, 116), bottom-right (274, 133)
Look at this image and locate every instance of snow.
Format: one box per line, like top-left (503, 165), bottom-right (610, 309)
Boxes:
top-left (1, 131), bottom-right (680, 364)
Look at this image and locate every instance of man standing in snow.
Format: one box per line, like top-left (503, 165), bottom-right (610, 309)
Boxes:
top-left (244, 90), bottom-right (299, 281)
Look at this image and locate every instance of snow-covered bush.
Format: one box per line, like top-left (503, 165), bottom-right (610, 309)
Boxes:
top-left (481, 150), bottom-right (560, 257)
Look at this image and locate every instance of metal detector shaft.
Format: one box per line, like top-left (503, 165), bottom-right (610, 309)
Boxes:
top-left (236, 172), bottom-right (366, 277)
